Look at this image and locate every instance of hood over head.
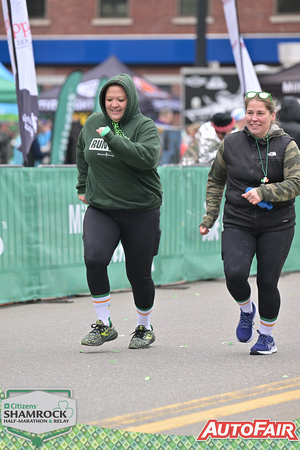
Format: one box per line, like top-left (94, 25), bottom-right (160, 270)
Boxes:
top-left (279, 96), bottom-right (300, 123)
top-left (99, 73), bottom-right (141, 125)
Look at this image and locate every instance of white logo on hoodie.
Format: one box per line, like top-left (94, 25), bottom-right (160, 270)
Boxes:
top-left (89, 138), bottom-right (114, 157)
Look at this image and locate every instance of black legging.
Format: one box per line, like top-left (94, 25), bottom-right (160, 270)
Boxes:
top-left (82, 206), bottom-right (161, 310)
top-left (222, 227), bottom-right (294, 321)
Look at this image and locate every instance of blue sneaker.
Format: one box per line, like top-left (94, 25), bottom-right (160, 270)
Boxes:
top-left (250, 331), bottom-right (277, 355)
top-left (236, 303), bottom-right (256, 343)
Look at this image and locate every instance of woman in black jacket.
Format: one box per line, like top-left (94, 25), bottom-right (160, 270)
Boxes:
top-left (200, 91), bottom-right (300, 355)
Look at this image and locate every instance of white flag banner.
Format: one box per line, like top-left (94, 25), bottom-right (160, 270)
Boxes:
top-left (1, 0), bottom-right (39, 162)
top-left (223, 0), bottom-right (261, 95)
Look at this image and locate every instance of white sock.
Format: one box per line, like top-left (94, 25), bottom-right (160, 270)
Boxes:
top-left (92, 293), bottom-right (111, 326)
top-left (136, 306), bottom-right (153, 330)
top-left (260, 318), bottom-right (276, 336)
top-left (238, 297), bottom-right (253, 314)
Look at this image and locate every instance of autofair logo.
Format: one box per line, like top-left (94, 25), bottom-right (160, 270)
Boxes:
top-left (197, 420), bottom-right (298, 441)
top-left (1, 389), bottom-right (76, 436)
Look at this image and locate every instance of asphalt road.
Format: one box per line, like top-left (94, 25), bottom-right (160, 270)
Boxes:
top-left (1, 271), bottom-right (300, 438)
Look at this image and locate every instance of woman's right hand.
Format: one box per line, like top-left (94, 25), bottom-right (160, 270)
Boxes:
top-left (78, 194), bottom-right (88, 205)
top-left (199, 226), bottom-right (209, 235)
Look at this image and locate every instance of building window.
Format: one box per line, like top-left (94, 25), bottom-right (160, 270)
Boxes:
top-left (178, 0), bottom-right (197, 16)
top-left (27, 0), bottom-right (46, 18)
top-left (277, 0), bottom-right (300, 13)
top-left (99, 0), bottom-right (128, 18)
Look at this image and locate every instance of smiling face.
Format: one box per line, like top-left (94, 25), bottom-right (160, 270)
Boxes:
top-left (105, 85), bottom-right (128, 123)
top-left (245, 99), bottom-right (276, 139)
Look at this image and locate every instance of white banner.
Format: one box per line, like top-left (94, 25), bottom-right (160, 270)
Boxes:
top-left (222, 0), bottom-right (261, 94)
top-left (1, 0), bottom-right (39, 162)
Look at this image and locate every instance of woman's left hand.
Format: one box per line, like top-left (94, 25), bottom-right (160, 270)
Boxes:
top-left (199, 226), bottom-right (209, 235)
top-left (242, 188), bottom-right (260, 205)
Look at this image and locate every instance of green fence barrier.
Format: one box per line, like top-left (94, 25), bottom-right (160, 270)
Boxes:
top-left (1, 166), bottom-right (300, 304)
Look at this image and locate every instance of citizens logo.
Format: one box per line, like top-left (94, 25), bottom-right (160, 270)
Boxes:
top-left (1, 389), bottom-right (76, 445)
top-left (197, 419), bottom-right (298, 441)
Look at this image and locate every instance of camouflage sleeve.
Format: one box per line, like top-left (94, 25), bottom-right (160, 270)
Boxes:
top-left (200, 141), bottom-right (227, 229)
top-left (184, 138), bottom-right (199, 163)
top-left (256, 140), bottom-right (300, 202)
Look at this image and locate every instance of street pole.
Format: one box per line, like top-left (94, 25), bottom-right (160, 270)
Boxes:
top-left (195, 0), bottom-right (208, 66)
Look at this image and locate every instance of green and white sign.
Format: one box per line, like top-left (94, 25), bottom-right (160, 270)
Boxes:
top-left (1, 389), bottom-right (76, 445)
top-left (51, 71), bottom-right (83, 165)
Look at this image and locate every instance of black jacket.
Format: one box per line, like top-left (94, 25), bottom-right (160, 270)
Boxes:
top-left (279, 96), bottom-right (300, 148)
top-left (223, 129), bottom-right (295, 232)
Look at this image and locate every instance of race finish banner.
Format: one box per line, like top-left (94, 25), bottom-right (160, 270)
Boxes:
top-left (50, 70), bottom-right (83, 165)
top-left (1, 0), bottom-right (39, 163)
top-left (222, 0), bottom-right (261, 95)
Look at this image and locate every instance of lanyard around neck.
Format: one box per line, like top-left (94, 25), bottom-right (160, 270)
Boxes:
top-left (252, 133), bottom-right (270, 184)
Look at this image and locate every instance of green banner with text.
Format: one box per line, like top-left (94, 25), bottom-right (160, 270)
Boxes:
top-left (0, 166), bottom-right (300, 304)
top-left (50, 71), bottom-right (83, 165)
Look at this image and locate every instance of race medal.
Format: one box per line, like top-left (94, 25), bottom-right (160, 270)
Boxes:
top-left (261, 177), bottom-right (269, 184)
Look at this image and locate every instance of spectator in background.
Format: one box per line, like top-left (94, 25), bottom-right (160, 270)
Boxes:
top-left (64, 117), bottom-right (82, 164)
top-left (155, 108), bottom-right (174, 126)
top-left (0, 122), bottom-right (14, 164)
top-left (194, 112), bottom-right (236, 166)
top-left (231, 107), bottom-right (246, 130)
top-left (37, 118), bottom-right (52, 165)
top-left (155, 108), bottom-right (180, 165)
top-left (278, 96), bottom-right (300, 148)
top-left (10, 134), bottom-right (22, 165)
top-left (10, 135), bottom-right (50, 166)
top-left (181, 122), bottom-right (201, 165)
top-left (25, 138), bottom-right (49, 167)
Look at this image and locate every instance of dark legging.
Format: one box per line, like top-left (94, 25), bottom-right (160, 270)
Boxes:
top-left (222, 227), bottom-right (294, 320)
top-left (82, 206), bottom-right (161, 310)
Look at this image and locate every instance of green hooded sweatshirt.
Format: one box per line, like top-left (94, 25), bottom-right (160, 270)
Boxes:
top-left (76, 73), bottom-right (163, 210)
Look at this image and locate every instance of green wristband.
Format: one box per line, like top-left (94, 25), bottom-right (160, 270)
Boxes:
top-left (101, 126), bottom-right (110, 137)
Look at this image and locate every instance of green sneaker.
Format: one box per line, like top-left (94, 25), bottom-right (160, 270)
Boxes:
top-left (128, 325), bottom-right (155, 349)
top-left (81, 319), bottom-right (118, 346)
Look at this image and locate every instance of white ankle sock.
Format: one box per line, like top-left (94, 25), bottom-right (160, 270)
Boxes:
top-left (92, 293), bottom-right (111, 326)
top-left (136, 306), bottom-right (153, 330)
top-left (238, 298), bottom-right (253, 314)
top-left (260, 318), bottom-right (276, 336)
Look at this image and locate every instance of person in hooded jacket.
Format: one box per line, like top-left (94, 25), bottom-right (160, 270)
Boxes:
top-left (278, 95), bottom-right (300, 148)
top-left (76, 73), bottom-right (162, 350)
top-left (199, 91), bottom-right (300, 355)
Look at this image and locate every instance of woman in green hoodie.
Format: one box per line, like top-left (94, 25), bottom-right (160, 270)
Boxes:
top-left (76, 73), bottom-right (163, 349)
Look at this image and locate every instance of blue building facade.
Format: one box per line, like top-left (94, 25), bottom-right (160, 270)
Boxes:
top-left (1, 35), bottom-right (300, 66)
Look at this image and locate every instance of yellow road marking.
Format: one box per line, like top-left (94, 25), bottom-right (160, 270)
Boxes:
top-left (89, 378), bottom-right (300, 433)
top-left (126, 389), bottom-right (300, 434)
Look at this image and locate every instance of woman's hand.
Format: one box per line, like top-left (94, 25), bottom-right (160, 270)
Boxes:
top-left (199, 226), bottom-right (209, 236)
top-left (78, 194), bottom-right (88, 205)
top-left (96, 127), bottom-right (106, 136)
top-left (242, 188), bottom-right (260, 205)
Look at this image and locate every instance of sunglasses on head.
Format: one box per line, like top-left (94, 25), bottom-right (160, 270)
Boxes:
top-left (246, 91), bottom-right (273, 102)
